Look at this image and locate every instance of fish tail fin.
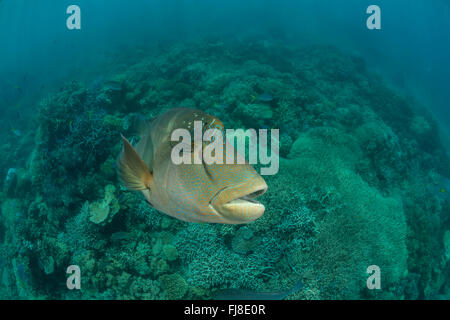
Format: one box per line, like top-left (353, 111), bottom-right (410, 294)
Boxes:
top-left (117, 135), bottom-right (153, 191)
top-left (290, 280), bottom-right (304, 295)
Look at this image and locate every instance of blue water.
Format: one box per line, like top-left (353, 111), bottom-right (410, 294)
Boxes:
top-left (1, 0), bottom-right (449, 127)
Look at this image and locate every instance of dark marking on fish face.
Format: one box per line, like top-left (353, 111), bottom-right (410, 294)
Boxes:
top-left (145, 198), bottom-right (154, 208)
top-left (202, 159), bottom-right (213, 180)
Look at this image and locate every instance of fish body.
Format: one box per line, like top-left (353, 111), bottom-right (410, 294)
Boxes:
top-left (117, 108), bottom-right (267, 224)
top-left (111, 231), bottom-right (132, 241)
top-left (212, 280), bottom-right (304, 300)
top-left (11, 128), bottom-right (22, 137)
top-left (429, 177), bottom-right (450, 200)
top-left (103, 80), bottom-right (123, 92)
top-left (257, 93), bottom-right (273, 102)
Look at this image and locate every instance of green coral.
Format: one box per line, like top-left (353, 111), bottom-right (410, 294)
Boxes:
top-left (88, 184), bottom-right (120, 225)
top-left (159, 273), bottom-right (188, 300)
top-left (273, 130), bottom-right (408, 298)
top-left (231, 226), bottom-right (260, 255)
top-left (162, 245), bottom-right (179, 262)
top-left (233, 102), bottom-right (273, 124)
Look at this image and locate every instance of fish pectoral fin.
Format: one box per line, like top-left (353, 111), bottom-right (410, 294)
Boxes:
top-left (117, 135), bottom-right (153, 191)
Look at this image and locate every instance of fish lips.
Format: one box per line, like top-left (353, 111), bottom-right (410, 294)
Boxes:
top-left (210, 181), bottom-right (268, 223)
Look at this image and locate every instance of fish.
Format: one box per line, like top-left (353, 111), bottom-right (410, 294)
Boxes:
top-left (6, 168), bottom-right (17, 182)
top-left (103, 80), bottom-right (123, 92)
top-left (257, 93), bottom-right (274, 102)
top-left (13, 85), bottom-right (23, 94)
top-left (212, 280), bottom-right (304, 300)
top-left (428, 177), bottom-right (450, 200)
top-left (110, 231), bottom-right (132, 241)
top-left (117, 108), bottom-right (268, 224)
top-left (9, 121), bottom-right (22, 137)
top-left (11, 128), bottom-right (22, 137)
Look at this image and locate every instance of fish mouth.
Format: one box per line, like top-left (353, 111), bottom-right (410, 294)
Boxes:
top-left (210, 182), bottom-right (268, 223)
top-left (225, 188), bottom-right (267, 205)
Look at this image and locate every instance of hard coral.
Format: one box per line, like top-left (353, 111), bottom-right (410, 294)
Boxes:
top-left (159, 273), bottom-right (188, 300)
top-left (88, 185), bottom-right (120, 225)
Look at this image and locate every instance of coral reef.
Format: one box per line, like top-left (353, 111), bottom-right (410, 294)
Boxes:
top-left (0, 39), bottom-right (449, 300)
top-left (88, 185), bottom-right (120, 225)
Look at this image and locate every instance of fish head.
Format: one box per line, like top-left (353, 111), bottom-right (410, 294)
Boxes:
top-left (206, 162), bottom-right (268, 224)
top-left (163, 109), bottom-right (268, 224)
top-left (166, 156), bottom-right (267, 224)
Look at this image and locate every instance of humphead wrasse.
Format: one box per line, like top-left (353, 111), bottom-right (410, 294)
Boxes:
top-left (117, 108), bottom-right (268, 224)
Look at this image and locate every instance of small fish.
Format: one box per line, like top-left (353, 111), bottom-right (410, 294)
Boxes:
top-left (257, 93), bottom-right (273, 102)
top-left (103, 80), bottom-right (123, 92)
top-left (213, 103), bottom-right (228, 109)
top-left (212, 280), bottom-right (304, 300)
top-left (13, 85), bottom-right (23, 94)
top-left (9, 120), bottom-right (22, 137)
top-left (118, 193), bottom-right (127, 203)
top-left (111, 231), bottom-right (132, 241)
top-left (11, 128), bottom-right (22, 137)
top-left (428, 177), bottom-right (450, 200)
top-left (16, 262), bottom-right (29, 290)
top-left (6, 168), bottom-right (17, 182)
top-left (117, 108), bottom-right (268, 224)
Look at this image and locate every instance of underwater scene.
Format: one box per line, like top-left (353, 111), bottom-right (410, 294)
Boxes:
top-left (0, 0), bottom-right (450, 300)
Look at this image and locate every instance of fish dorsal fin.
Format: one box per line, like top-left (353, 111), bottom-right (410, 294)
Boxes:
top-left (129, 115), bottom-right (154, 171)
top-left (117, 135), bottom-right (153, 191)
top-left (129, 114), bottom-right (150, 136)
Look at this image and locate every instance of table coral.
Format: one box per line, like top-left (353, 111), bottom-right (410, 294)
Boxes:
top-left (88, 185), bottom-right (120, 225)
